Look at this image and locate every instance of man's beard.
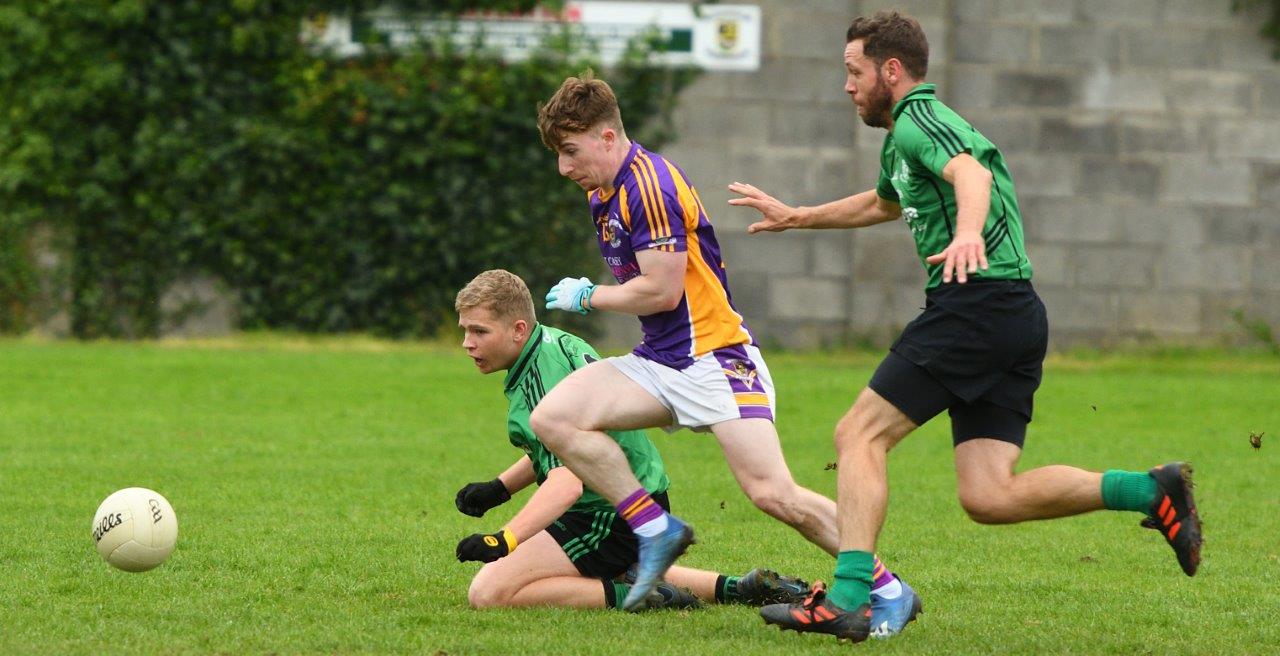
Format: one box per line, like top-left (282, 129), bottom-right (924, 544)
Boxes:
top-left (858, 75), bottom-right (895, 129)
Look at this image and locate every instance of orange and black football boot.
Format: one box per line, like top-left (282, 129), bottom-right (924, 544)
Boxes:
top-left (760, 581), bottom-right (872, 643)
top-left (1141, 462), bottom-right (1202, 576)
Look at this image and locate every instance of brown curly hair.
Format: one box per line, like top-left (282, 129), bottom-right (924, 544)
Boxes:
top-left (536, 70), bottom-right (625, 150)
top-left (846, 11), bottom-right (929, 80)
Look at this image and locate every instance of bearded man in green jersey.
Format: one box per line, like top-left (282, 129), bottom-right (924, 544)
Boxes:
top-left (729, 11), bottom-right (1202, 642)
top-left (452, 269), bottom-right (809, 611)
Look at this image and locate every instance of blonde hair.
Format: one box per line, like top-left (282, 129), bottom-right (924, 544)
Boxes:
top-left (455, 269), bottom-right (536, 324)
top-left (536, 70), bottom-right (624, 150)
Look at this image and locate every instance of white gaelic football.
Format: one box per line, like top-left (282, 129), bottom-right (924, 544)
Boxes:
top-left (92, 487), bottom-right (178, 572)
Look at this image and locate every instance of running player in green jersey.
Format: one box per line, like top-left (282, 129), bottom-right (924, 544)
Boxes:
top-left (729, 11), bottom-right (1202, 642)
top-left (452, 269), bottom-right (810, 610)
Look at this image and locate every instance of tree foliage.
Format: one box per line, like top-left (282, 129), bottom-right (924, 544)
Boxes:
top-left (0, 0), bottom-right (696, 337)
top-left (1235, 0), bottom-right (1280, 58)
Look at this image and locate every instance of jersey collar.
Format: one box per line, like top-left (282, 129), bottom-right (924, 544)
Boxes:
top-left (504, 322), bottom-right (544, 390)
top-left (892, 83), bottom-right (937, 121)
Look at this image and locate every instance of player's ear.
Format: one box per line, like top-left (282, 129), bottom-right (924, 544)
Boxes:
top-left (512, 319), bottom-right (530, 342)
top-left (884, 57), bottom-right (903, 83)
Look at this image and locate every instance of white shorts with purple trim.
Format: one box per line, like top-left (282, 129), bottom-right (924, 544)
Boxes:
top-left (608, 343), bottom-right (776, 433)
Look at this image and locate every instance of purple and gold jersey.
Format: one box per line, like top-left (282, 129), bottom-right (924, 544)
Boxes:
top-left (587, 142), bottom-right (753, 370)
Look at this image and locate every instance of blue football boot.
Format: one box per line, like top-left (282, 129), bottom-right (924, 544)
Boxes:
top-left (621, 516), bottom-right (696, 611)
top-left (869, 577), bottom-right (923, 638)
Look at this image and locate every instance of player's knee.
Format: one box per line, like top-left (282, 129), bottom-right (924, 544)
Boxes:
top-left (529, 403), bottom-right (569, 447)
top-left (528, 405), bottom-right (552, 439)
top-left (467, 576), bottom-right (511, 609)
top-left (957, 487), bottom-right (1013, 525)
top-left (833, 415), bottom-right (859, 452)
top-left (745, 484), bottom-right (801, 524)
top-left (833, 411), bottom-right (878, 454)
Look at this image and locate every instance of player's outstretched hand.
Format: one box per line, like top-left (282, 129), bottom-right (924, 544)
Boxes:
top-left (545, 276), bottom-right (595, 314)
top-left (455, 479), bottom-right (511, 518)
top-left (728, 181), bottom-right (797, 234)
top-left (925, 231), bottom-right (988, 283)
top-left (456, 530), bottom-right (514, 563)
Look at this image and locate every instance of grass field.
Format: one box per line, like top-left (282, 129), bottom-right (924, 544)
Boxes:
top-left (1, 336), bottom-right (1277, 655)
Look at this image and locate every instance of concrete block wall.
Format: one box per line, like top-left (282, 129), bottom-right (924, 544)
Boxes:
top-left (609, 0), bottom-right (1280, 350)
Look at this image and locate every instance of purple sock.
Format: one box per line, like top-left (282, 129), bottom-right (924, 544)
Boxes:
top-left (616, 488), bottom-right (666, 535)
top-left (872, 556), bottom-right (896, 590)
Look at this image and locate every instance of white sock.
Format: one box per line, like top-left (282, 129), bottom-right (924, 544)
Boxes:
top-left (631, 512), bottom-right (669, 537)
top-left (871, 577), bottom-right (902, 599)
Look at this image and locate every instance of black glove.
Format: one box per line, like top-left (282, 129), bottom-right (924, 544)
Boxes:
top-left (455, 478), bottom-right (511, 517)
top-left (456, 529), bottom-right (514, 563)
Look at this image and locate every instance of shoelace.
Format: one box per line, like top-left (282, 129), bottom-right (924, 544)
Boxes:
top-left (802, 582), bottom-right (828, 611)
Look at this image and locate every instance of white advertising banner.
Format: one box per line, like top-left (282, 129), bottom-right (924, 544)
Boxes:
top-left (303, 2), bottom-right (762, 71)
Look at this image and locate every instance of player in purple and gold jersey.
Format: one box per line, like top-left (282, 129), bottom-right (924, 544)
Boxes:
top-left (585, 140), bottom-right (755, 375)
top-left (526, 72), bottom-right (920, 635)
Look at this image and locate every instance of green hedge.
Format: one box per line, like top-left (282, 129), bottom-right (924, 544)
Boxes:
top-left (0, 1), bottom-right (696, 337)
top-left (1235, 0), bottom-right (1280, 58)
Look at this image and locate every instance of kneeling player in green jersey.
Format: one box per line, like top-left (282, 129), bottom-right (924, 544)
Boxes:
top-left (453, 269), bottom-right (810, 610)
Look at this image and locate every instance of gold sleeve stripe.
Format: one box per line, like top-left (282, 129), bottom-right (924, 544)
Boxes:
top-left (636, 152), bottom-right (673, 241)
top-left (663, 161), bottom-right (702, 234)
top-left (633, 157), bottom-right (667, 242)
top-left (691, 186), bottom-right (709, 220)
top-left (629, 162), bottom-right (662, 244)
top-left (689, 187), bottom-right (718, 259)
top-left (647, 152), bottom-right (674, 239)
top-left (650, 155), bottom-right (678, 251)
top-left (618, 186), bottom-right (633, 231)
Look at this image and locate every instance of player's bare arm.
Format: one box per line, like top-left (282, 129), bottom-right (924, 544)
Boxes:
top-left (924, 153), bottom-right (992, 283)
top-left (586, 248), bottom-right (686, 315)
top-left (729, 183), bottom-right (900, 233)
top-left (456, 466), bottom-right (583, 564)
top-left (497, 456), bottom-right (536, 494)
top-left (502, 467), bottom-right (584, 544)
top-left (456, 457), bottom-right (535, 519)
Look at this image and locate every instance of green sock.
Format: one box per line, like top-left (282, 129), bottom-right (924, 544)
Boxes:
top-left (603, 581), bottom-right (631, 609)
top-left (1101, 470), bottom-right (1158, 514)
top-left (715, 574), bottom-right (742, 603)
top-left (829, 550), bottom-right (874, 610)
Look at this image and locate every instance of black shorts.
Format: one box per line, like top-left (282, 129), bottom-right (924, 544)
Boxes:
top-left (545, 491), bottom-right (670, 579)
top-left (869, 280), bottom-right (1047, 447)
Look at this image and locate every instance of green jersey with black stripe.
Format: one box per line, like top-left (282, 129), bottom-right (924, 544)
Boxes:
top-left (875, 83), bottom-right (1033, 289)
top-left (503, 323), bottom-right (669, 514)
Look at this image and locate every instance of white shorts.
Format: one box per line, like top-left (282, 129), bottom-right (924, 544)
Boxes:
top-left (608, 343), bottom-right (776, 433)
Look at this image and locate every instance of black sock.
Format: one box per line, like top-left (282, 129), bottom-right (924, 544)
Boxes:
top-left (714, 574), bottom-right (728, 603)
top-left (716, 574), bottom-right (743, 603)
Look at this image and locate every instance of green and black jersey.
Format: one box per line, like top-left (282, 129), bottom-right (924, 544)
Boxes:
top-left (876, 84), bottom-right (1033, 290)
top-left (502, 323), bottom-right (669, 514)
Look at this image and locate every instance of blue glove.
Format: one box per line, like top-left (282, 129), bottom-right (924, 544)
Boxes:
top-left (545, 276), bottom-right (596, 315)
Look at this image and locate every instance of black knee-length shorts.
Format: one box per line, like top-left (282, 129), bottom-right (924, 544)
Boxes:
top-left (869, 280), bottom-right (1048, 447)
